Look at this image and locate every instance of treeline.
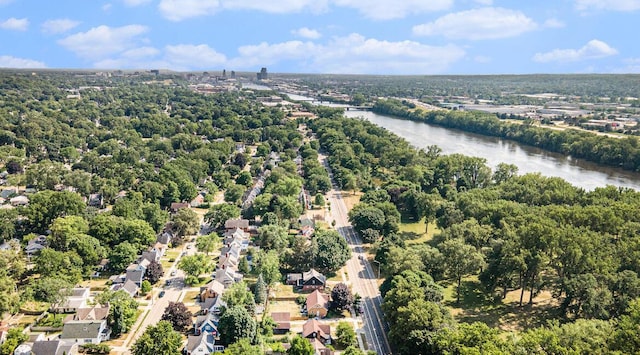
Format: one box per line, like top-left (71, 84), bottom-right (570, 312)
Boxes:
top-left (309, 115), bottom-right (640, 354)
top-left (374, 98), bottom-right (640, 172)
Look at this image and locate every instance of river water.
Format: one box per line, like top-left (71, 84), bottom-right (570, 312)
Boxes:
top-left (346, 110), bottom-right (640, 191)
top-left (284, 94), bottom-right (640, 190)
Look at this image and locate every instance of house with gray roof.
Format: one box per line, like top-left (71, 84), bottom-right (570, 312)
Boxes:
top-left (60, 320), bottom-right (110, 344)
top-left (31, 340), bottom-right (79, 355)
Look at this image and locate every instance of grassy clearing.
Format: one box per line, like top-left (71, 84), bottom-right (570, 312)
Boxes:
top-left (399, 217), bottom-right (439, 245)
top-left (442, 276), bottom-right (560, 332)
top-left (183, 290), bottom-right (200, 303)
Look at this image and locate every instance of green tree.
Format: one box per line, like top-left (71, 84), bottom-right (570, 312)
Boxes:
top-left (218, 305), bottom-right (258, 346)
top-left (335, 321), bottom-right (357, 348)
top-left (196, 232), bottom-right (219, 255)
top-left (0, 327), bottom-right (28, 355)
top-left (178, 254), bottom-right (213, 281)
top-left (26, 190), bottom-right (85, 234)
top-left (257, 224), bottom-right (289, 252)
top-left (171, 208), bottom-right (200, 237)
top-left (342, 346), bottom-right (365, 355)
top-left (140, 280), bottom-right (152, 294)
top-left (438, 238), bottom-right (485, 304)
top-left (610, 298), bottom-right (640, 353)
top-left (288, 336), bottom-right (315, 355)
top-left (205, 203), bottom-right (241, 230)
top-left (223, 339), bottom-right (261, 355)
top-left (253, 250), bottom-right (282, 286)
top-left (224, 183), bottom-right (246, 205)
top-left (33, 248), bottom-right (83, 282)
top-left (313, 229), bottom-right (351, 274)
top-left (109, 241), bottom-right (138, 272)
top-left (222, 282), bottom-right (256, 312)
top-left (132, 320), bottom-right (182, 355)
top-left (96, 290), bottom-right (139, 336)
top-left (390, 299), bottom-right (454, 354)
top-left (254, 274), bottom-right (267, 305)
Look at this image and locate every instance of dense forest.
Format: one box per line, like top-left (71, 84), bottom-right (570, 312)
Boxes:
top-left (310, 113), bottom-right (640, 354)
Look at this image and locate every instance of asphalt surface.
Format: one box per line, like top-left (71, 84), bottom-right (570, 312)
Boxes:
top-left (321, 152), bottom-right (392, 354)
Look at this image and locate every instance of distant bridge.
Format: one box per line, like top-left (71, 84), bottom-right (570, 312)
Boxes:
top-left (344, 106), bottom-right (373, 111)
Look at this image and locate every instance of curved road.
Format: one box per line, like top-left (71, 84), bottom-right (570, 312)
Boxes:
top-left (321, 153), bottom-right (392, 354)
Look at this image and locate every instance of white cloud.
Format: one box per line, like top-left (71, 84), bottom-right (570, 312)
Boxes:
top-left (413, 7), bottom-right (537, 40)
top-left (123, 0), bottom-right (152, 6)
top-left (159, 0), bottom-right (449, 21)
top-left (474, 0), bottom-right (493, 4)
top-left (58, 25), bottom-right (148, 60)
top-left (159, 0), bottom-right (220, 21)
top-left (543, 18), bottom-right (565, 28)
top-left (291, 27), bottom-right (321, 39)
top-left (575, 0), bottom-right (640, 11)
top-left (533, 39), bottom-right (618, 63)
top-left (232, 33), bottom-right (465, 74)
top-left (332, 0), bottom-right (451, 20)
top-left (121, 46), bottom-right (160, 58)
top-left (164, 44), bottom-right (227, 68)
top-left (41, 19), bottom-right (80, 34)
top-left (159, 0), bottom-right (329, 21)
top-left (222, 0), bottom-right (328, 14)
top-left (102, 3), bottom-right (112, 11)
top-left (0, 0), bottom-right (14, 5)
top-left (1, 17), bottom-right (29, 31)
top-left (0, 55), bottom-right (46, 68)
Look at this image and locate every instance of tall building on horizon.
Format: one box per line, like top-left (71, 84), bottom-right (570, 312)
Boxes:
top-left (257, 67), bottom-right (268, 80)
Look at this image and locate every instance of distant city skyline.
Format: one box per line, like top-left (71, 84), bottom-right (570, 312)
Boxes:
top-left (1, 0), bottom-right (639, 74)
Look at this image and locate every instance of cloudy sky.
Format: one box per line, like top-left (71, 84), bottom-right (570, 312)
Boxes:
top-left (1, 0), bottom-right (639, 74)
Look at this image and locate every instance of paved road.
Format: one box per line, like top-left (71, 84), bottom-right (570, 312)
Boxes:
top-left (320, 153), bottom-right (392, 355)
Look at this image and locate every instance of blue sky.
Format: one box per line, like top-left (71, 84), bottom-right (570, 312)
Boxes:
top-left (0, 0), bottom-right (639, 74)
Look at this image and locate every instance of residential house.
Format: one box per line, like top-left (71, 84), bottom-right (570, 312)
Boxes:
top-left (301, 319), bottom-right (331, 345)
top-left (31, 340), bottom-right (79, 355)
top-left (306, 290), bottom-right (329, 318)
top-left (110, 279), bottom-right (139, 297)
top-left (125, 263), bottom-right (146, 287)
top-left (193, 314), bottom-right (219, 336)
top-left (67, 304), bottom-right (110, 323)
top-left (0, 189), bottom-right (16, 199)
top-left (224, 219), bottom-right (249, 232)
top-left (9, 195), bottom-right (28, 206)
top-left (87, 194), bottom-right (103, 208)
top-left (218, 248), bottom-right (240, 271)
top-left (271, 312), bottom-right (291, 334)
top-left (286, 269), bottom-right (326, 291)
top-left (201, 295), bottom-right (226, 315)
top-left (190, 194), bottom-right (205, 207)
top-left (184, 333), bottom-right (224, 354)
top-left (53, 288), bottom-right (90, 313)
top-left (140, 248), bottom-right (162, 263)
top-left (60, 320), bottom-right (111, 344)
top-left (170, 202), bottom-right (190, 214)
top-left (24, 235), bottom-right (47, 259)
top-left (0, 238), bottom-right (20, 252)
top-left (200, 280), bottom-right (225, 301)
top-left (223, 228), bottom-right (249, 251)
top-left (309, 338), bottom-right (333, 355)
top-left (157, 230), bottom-right (174, 245)
top-left (215, 267), bottom-right (243, 287)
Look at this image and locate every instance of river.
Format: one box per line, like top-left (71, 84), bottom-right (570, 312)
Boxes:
top-left (347, 110), bottom-right (640, 191)
top-left (284, 93), bottom-right (640, 190)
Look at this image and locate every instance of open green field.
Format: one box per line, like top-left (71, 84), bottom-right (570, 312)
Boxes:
top-left (442, 276), bottom-right (559, 332)
top-left (398, 217), bottom-right (439, 245)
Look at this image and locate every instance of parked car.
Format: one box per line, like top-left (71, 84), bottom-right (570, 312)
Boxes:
top-left (159, 290), bottom-right (166, 298)
top-left (171, 270), bottom-right (177, 276)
